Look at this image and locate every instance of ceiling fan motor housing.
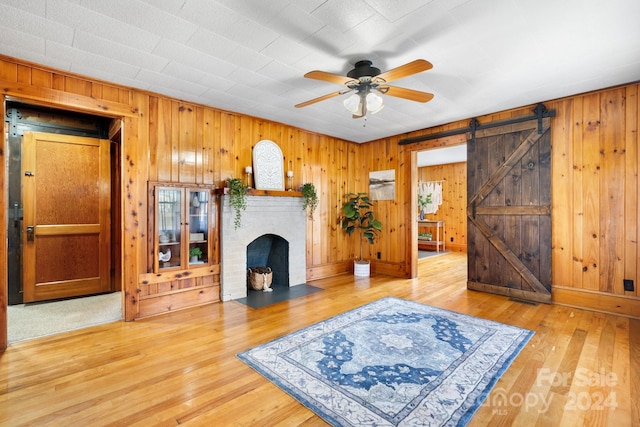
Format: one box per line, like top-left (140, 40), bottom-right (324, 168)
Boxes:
top-left (347, 60), bottom-right (381, 80)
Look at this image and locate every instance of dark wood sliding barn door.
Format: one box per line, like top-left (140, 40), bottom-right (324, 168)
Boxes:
top-left (467, 118), bottom-right (551, 303)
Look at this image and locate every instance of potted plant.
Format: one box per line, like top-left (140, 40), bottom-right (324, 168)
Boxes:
top-left (189, 247), bottom-right (202, 263)
top-left (226, 177), bottom-right (248, 229)
top-left (418, 192), bottom-right (431, 220)
top-left (300, 182), bottom-right (319, 220)
top-left (341, 192), bottom-right (383, 276)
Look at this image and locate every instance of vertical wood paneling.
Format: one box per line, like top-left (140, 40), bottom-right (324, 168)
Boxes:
top-left (331, 136), bottom-right (347, 264)
top-left (570, 97), bottom-right (585, 289)
top-left (582, 93), bottom-right (602, 290)
top-left (236, 115), bottom-right (252, 177)
top-left (178, 103), bottom-right (196, 183)
top-left (122, 112), bottom-right (141, 320)
top-left (147, 97), bottom-right (159, 183)
top-left (194, 107), bottom-right (204, 184)
top-left (625, 86), bottom-right (638, 297)
top-left (218, 112), bottom-right (235, 181)
top-left (325, 135), bottom-right (339, 264)
top-left (155, 98), bottom-right (173, 182)
top-left (201, 108), bottom-right (215, 185)
top-left (310, 134), bottom-right (324, 266)
top-left (170, 102), bottom-right (181, 182)
top-left (389, 139), bottom-right (401, 262)
top-left (135, 93), bottom-right (150, 283)
top-left (600, 90), bottom-right (625, 293)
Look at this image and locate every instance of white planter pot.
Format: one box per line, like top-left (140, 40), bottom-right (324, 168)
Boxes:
top-left (354, 260), bottom-right (370, 277)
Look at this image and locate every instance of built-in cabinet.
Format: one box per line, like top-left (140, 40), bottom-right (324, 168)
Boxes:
top-left (136, 182), bottom-right (220, 318)
top-left (152, 184), bottom-right (211, 272)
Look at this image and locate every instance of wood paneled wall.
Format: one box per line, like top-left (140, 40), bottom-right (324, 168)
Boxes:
top-left (418, 162), bottom-right (467, 252)
top-left (0, 55), bottom-right (368, 326)
top-left (385, 86), bottom-right (639, 317)
top-left (142, 98), bottom-right (365, 280)
top-left (1, 53), bottom-right (639, 334)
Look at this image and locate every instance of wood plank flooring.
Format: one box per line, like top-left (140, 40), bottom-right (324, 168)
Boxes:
top-left (1, 252), bottom-right (637, 426)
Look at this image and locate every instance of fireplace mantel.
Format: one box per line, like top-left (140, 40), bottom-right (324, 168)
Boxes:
top-left (215, 188), bottom-right (302, 198)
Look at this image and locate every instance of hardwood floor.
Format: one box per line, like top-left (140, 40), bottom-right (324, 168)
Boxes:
top-left (1, 252), bottom-right (638, 426)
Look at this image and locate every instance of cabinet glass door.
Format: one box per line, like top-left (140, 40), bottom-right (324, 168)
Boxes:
top-left (157, 187), bottom-right (182, 270)
top-left (188, 189), bottom-right (209, 265)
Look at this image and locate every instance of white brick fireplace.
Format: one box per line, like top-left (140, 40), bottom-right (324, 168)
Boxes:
top-left (219, 194), bottom-right (307, 301)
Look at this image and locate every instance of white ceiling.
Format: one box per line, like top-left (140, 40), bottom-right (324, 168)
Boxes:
top-left (418, 144), bottom-right (466, 167)
top-left (1, 0), bottom-right (639, 144)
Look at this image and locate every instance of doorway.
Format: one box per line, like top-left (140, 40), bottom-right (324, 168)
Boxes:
top-left (6, 102), bottom-right (122, 306)
top-left (415, 145), bottom-right (467, 266)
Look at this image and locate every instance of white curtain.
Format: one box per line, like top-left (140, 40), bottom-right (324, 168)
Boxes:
top-left (418, 181), bottom-right (443, 215)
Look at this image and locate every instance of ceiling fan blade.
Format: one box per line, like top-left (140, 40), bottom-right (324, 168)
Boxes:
top-left (304, 70), bottom-right (356, 85)
top-left (375, 59), bottom-right (433, 83)
top-left (295, 91), bottom-right (346, 108)
top-left (380, 86), bottom-right (434, 103)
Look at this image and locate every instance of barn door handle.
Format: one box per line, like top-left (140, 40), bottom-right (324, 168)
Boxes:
top-left (26, 226), bottom-right (35, 241)
top-left (13, 203), bottom-right (21, 226)
top-left (471, 201), bottom-right (476, 219)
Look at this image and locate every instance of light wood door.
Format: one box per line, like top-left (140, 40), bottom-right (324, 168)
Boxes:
top-left (467, 118), bottom-right (552, 303)
top-left (22, 132), bottom-right (112, 302)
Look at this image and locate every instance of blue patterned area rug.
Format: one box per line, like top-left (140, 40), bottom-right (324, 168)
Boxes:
top-left (238, 297), bottom-right (533, 426)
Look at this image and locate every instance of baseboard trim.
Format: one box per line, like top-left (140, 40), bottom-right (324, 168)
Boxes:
top-left (306, 262), bottom-right (350, 281)
top-left (552, 286), bottom-right (640, 319)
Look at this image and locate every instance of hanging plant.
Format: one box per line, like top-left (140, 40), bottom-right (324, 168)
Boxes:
top-left (300, 182), bottom-right (319, 220)
top-left (226, 177), bottom-right (248, 229)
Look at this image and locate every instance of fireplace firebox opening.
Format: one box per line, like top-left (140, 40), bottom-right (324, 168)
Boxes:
top-left (247, 234), bottom-right (289, 290)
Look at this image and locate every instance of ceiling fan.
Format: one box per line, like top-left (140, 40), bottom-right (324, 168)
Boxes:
top-left (295, 59), bottom-right (434, 118)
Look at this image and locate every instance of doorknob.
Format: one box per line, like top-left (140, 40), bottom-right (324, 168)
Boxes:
top-left (26, 226), bottom-right (35, 242)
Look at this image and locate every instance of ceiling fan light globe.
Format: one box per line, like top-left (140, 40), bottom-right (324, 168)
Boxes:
top-left (343, 93), bottom-right (361, 113)
top-left (366, 92), bottom-right (384, 113)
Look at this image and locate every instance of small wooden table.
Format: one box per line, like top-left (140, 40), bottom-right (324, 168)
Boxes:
top-left (418, 220), bottom-right (445, 252)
